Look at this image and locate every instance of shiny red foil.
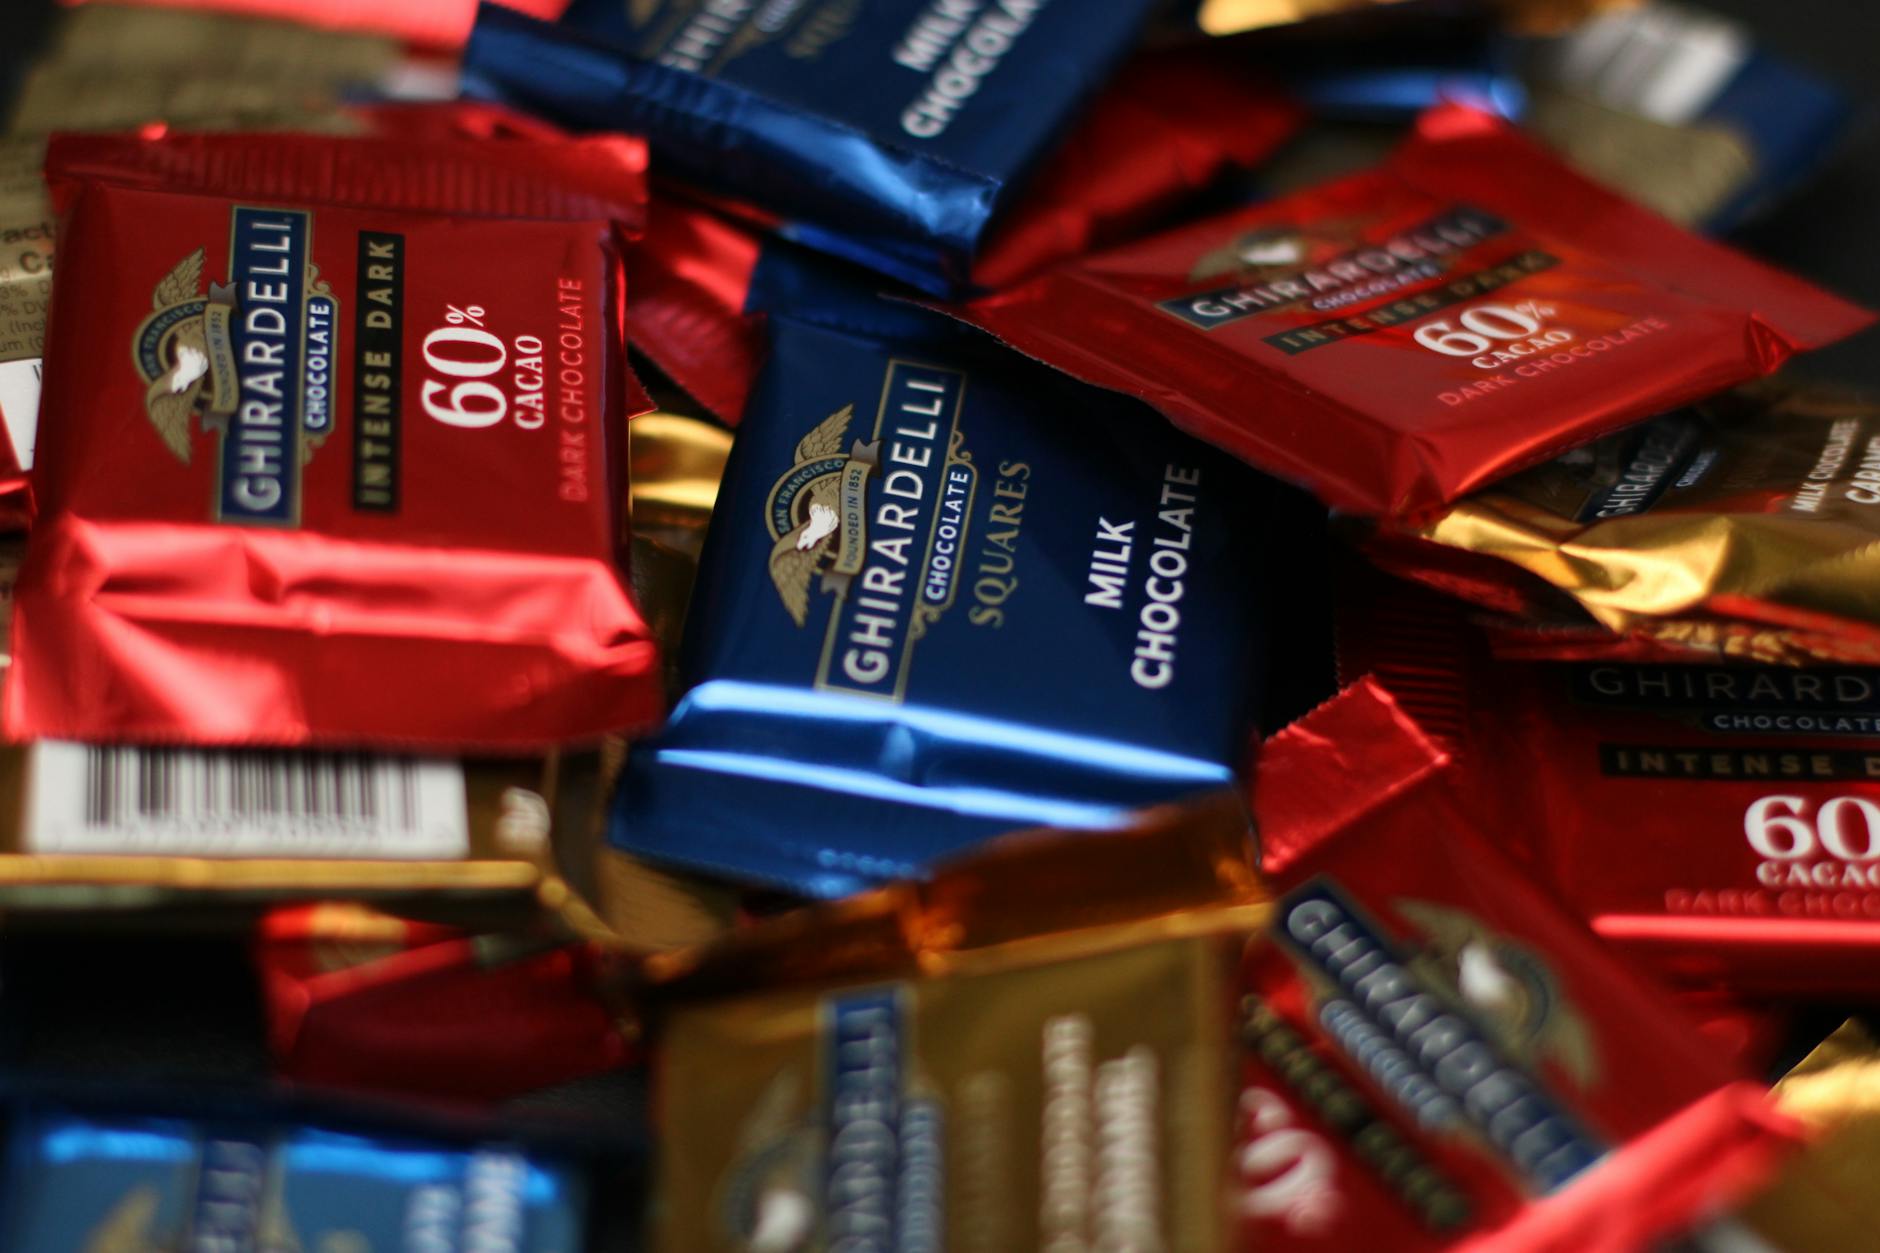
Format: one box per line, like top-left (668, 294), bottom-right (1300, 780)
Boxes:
top-left (625, 191), bottom-right (766, 425)
top-left (6, 131), bottom-right (659, 748)
top-left (1342, 576), bottom-right (1880, 996)
top-left (0, 103), bottom-right (615, 540)
top-left (959, 104), bottom-right (1872, 516)
top-left (258, 914), bottom-right (633, 1102)
top-left (0, 424), bottom-right (29, 535)
top-left (970, 46), bottom-right (1303, 290)
top-left (1244, 681), bottom-right (1793, 1250)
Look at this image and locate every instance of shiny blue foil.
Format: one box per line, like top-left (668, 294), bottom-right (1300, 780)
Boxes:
top-left (1702, 52), bottom-right (1850, 231)
top-left (612, 249), bottom-right (1270, 896)
top-left (1282, 31), bottom-right (1526, 121)
top-left (462, 1), bottom-right (1158, 294)
top-left (1, 1110), bottom-right (587, 1251)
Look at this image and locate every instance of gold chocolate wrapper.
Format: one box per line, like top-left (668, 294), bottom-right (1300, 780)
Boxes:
top-left (1386, 384), bottom-right (1880, 665)
top-left (1709, 1020), bottom-right (1880, 1251)
top-left (1528, 87), bottom-right (1755, 229)
top-left (1196, 0), bottom-right (1633, 36)
top-left (648, 793), bottom-right (1262, 1253)
top-left (11, 3), bottom-right (399, 135)
top-left (37, 4), bottom-right (400, 82)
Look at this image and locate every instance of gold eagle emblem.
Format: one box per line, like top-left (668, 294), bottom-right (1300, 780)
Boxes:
top-left (140, 247), bottom-right (214, 465)
top-left (1395, 898), bottom-right (1598, 1088)
top-left (766, 403), bottom-right (855, 627)
top-left (1186, 219), bottom-right (1370, 286)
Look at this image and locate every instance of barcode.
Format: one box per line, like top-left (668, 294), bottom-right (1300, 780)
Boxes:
top-left (25, 742), bottom-right (470, 859)
top-left (83, 747), bottom-right (420, 833)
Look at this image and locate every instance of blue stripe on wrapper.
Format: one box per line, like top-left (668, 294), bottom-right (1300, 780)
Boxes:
top-left (462, 0), bottom-right (1157, 294)
top-left (0, 1111), bottom-right (588, 1251)
top-left (610, 247), bottom-right (1272, 896)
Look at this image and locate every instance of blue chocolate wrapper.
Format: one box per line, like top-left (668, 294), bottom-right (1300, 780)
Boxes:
top-left (0, 1107), bottom-right (590, 1251)
top-left (1699, 49), bottom-right (1850, 229)
top-left (462, 1), bottom-right (1157, 294)
top-left (611, 248), bottom-right (1271, 896)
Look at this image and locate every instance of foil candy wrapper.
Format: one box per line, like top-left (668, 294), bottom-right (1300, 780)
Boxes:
top-left (612, 246), bottom-right (1272, 897)
top-left (954, 105), bottom-right (1870, 517)
top-left (7, 128), bottom-right (660, 749)
top-left (1368, 384), bottom-right (1880, 667)
top-left (643, 681), bottom-right (1791, 1251)
top-left (463, 0), bottom-right (1165, 293)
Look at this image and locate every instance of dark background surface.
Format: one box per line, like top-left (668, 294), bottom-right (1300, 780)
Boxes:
top-left (0, 0), bottom-right (1872, 1136)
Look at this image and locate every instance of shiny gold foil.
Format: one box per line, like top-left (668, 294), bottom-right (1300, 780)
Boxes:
top-left (1196, 0), bottom-right (1421, 35)
top-left (1726, 1021), bottom-right (1880, 1250)
top-left (1196, 0), bottom-right (1634, 36)
top-left (1397, 385), bottom-right (1880, 664)
top-left (11, 4), bottom-right (398, 134)
top-left (1529, 87), bottom-right (1755, 228)
top-left (38, 4), bottom-right (400, 81)
top-left (649, 794), bottom-right (1263, 1252)
top-left (629, 412), bottom-right (732, 555)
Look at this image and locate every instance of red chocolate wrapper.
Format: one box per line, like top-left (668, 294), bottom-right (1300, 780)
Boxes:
top-left (258, 904), bottom-right (633, 1102)
top-left (0, 425), bottom-right (28, 534)
top-left (1340, 573), bottom-right (1880, 996)
top-left (625, 192), bottom-right (765, 426)
top-left (0, 101), bottom-right (593, 541)
top-left (6, 129), bottom-right (659, 749)
top-left (624, 48), bottom-right (1303, 425)
top-left (955, 104), bottom-right (1872, 516)
top-left (1671, 989), bottom-right (1796, 1079)
top-left (968, 46), bottom-right (1304, 291)
top-left (64, 0), bottom-right (570, 49)
top-left (1247, 680), bottom-right (1795, 1250)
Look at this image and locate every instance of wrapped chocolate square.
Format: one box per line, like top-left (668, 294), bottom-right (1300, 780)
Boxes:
top-left (1365, 382), bottom-right (1880, 666)
top-left (642, 681), bottom-right (1793, 1251)
top-left (611, 245), bottom-right (1273, 896)
top-left (1341, 572), bottom-right (1880, 995)
top-left (0, 410), bottom-right (729, 932)
top-left (6, 126), bottom-right (662, 749)
top-left (954, 105), bottom-right (1870, 516)
top-left (462, 0), bottom-right (1187, 292)
top-left (0, 1078), bottom-right (630, 1251)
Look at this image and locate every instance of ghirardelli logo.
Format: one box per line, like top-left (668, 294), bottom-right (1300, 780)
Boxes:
top-left (1163, 206), bottom-right (1509, 333)
top-left (716, 1071), bottom-right (820, 1253)
top-left (1278, 879), bottom-right (1606, 1194)
top-left (764, 402), bottom-right (880, 627)
top-left (1394, 898), bottom-right (1597, 1088)
top-left (135, 247), bottom-right (235, 462)
top-left (132, 208), bottom-right (339, 526)
top-left (1185, 219), bottom-right (1370, 285)
top-left (767, 363), bottom-right (979, 702)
